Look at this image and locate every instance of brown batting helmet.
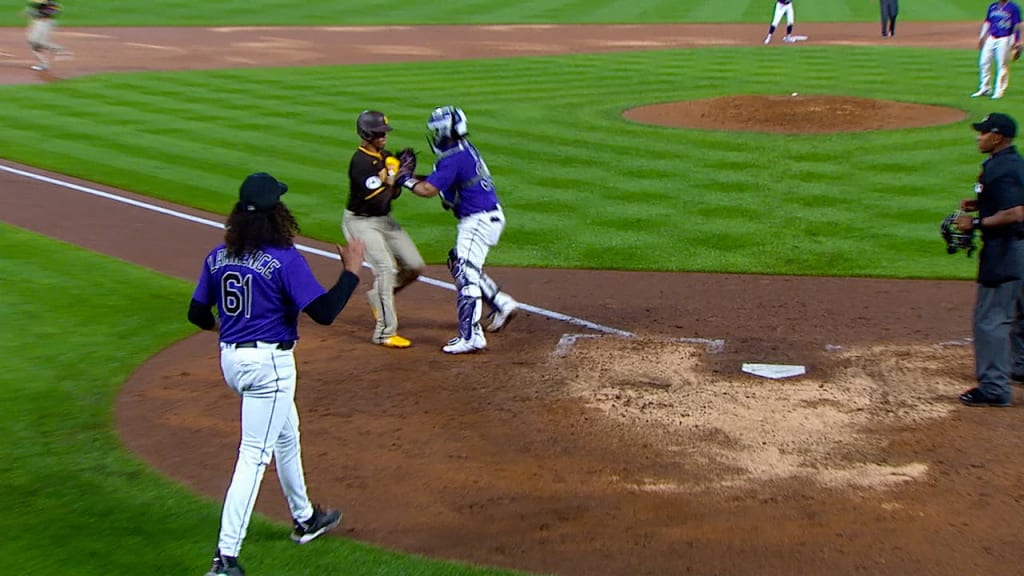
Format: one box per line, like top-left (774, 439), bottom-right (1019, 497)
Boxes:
top-left (356, 110), bottom-right (393, 140)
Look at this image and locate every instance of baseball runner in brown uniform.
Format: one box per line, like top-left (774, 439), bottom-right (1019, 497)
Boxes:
top-left (342, 110), bottom-right (425, 348)
top-left (22, 0), bottom-right (70, 71)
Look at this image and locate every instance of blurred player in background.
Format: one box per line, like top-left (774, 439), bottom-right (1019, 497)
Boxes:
top-left (880, 0), bottom-right (899, 38)
top-left (22, 0), bottom-right (71, 72)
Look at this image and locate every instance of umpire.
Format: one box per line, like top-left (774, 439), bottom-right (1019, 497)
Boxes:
top-left (956, 112), bottom-right (1024, 407)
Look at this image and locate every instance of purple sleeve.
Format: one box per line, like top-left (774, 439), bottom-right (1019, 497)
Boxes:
top-left (191, 256), bottom-right (215, 305)
top-left (280, 250), bottom-right (327, 310)
top-left (426, 156), bottom-right (458, 193)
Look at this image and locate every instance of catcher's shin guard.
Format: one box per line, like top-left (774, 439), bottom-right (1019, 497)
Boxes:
top-left (449, 251), bottom-right (484, 339)
top-left (456, 286), bottom-right (483, 340)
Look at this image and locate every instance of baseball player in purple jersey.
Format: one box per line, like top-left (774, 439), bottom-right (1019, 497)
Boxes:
top-left (397, 106), bottom-right (519, 354)
top-left (973, 0), bottom-right (1023, 99)
top-left (189, 172), bottom-right (366, 576)
top-left (763, 0), bottom-right (796, 44)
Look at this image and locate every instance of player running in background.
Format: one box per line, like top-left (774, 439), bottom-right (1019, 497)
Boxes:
top-left (22, 0), bottom-right (70, 71)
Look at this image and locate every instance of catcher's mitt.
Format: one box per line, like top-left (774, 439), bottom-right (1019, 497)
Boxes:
top-left (941, 210), bottom-right (977, 257)
top-left (397, 147), bottom-right (417, 178)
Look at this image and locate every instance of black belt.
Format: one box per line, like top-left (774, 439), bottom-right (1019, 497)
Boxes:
top-left (234, 340), bottom-right (295, 350)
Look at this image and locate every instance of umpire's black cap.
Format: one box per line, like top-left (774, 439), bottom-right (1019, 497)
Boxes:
top-left (972, 112), bottom-right (1017, 138)
top-left (239, 172), bottom-right (288, 211)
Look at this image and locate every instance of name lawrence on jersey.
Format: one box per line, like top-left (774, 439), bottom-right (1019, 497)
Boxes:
top-left (206, 248), bottom-right (282, 280)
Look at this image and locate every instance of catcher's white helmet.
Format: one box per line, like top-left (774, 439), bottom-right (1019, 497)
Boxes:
top-left (427, 106), bottom-right (468, 154)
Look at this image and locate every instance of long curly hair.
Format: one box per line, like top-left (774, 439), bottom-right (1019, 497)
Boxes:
top-left (224, 202), bottom-right (300, 258)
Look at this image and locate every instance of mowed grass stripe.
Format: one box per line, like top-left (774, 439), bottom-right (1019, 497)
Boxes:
top-left (0, 47), bottom-right (1001, 277)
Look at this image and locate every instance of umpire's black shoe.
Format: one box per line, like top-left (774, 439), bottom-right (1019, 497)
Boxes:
top-left (959, 387), bottom-right (1012, 407)
top-left (290, 505), bottom-right (342, 544)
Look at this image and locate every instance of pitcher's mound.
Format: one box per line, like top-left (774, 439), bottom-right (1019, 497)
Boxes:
top-left (624, 95), bottom-right (967, 133)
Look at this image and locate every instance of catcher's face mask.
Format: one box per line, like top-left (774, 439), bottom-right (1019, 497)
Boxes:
top-left (426, 106), bottom-right (468, 154)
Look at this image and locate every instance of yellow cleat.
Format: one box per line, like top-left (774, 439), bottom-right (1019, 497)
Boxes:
top-left (379, 335), bottom-right (411, 349)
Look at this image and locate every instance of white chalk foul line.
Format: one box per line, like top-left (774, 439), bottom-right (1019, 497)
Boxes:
top-left (554, 333), bottom-right (725, 358)
top-left (0, 162), bottom-right (633, 336)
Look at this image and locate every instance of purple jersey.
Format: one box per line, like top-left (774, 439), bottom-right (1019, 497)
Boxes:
top-left (777, 0), bottom-right (792, 4)
top-left (987, 1), bottom-right (1022, 38)
top-left (192, 244), bottom-right (326, 343)
top-left (426, 140), bottom-right (501, 219)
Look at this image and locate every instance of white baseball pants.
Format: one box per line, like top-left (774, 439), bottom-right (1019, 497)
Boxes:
top-left (771, 2), bottom-right (794, 27)
top-left (26, 19), bottom-right (64, 67)
top-left (216, 342), bottom-right (314, 557)
top-left (451, 207), bottom-right (513, 338)
top-left (979, 35), bottom-right (1014, 97)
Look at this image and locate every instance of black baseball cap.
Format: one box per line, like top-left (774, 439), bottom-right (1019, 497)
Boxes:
top-left (239, 172), bottom-right (288, 211)
top-left (972, 112), bottom-right (1018, 138)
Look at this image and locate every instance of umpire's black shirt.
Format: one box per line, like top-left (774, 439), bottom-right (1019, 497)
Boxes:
top-left (977, 145), bottom-right (1024, 285)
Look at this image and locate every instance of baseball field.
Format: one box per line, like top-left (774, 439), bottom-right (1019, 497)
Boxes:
top-left (3, 1), bottom-right (1024, 575)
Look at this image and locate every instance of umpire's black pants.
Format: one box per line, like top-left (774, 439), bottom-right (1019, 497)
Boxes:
top-left (975, 279), bottom-right (1024, 402)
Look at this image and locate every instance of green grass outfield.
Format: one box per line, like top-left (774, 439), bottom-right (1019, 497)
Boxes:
top-left (0, 0), bottom-right (992, 27)
top-left (0, 2), bottom-right (1007, 575)
top-left (0, 46), bottom-right (1013, 279)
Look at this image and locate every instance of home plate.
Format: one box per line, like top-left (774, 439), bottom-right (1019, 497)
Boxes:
top-left (741, 363), bottom-right (806, 379)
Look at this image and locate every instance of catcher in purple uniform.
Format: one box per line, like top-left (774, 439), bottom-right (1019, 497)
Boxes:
top-left (396, 106), bottom-right (520, 354)
top-left (189, 172), bottom-right (365, 576)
